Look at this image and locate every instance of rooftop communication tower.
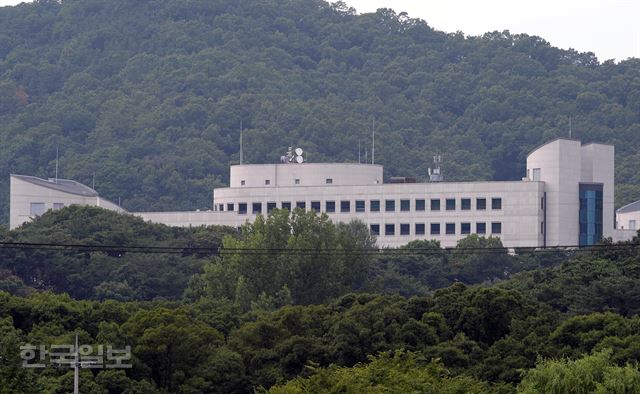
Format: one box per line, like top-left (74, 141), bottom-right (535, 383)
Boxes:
top-left (280, 147), bottom-right (305, 164)
top-left (428, 155), bottom-right (444, 182)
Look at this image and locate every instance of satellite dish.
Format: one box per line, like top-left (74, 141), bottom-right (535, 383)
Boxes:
top-left (295, 155), bottom-right (304, 164)
top-left (295, 148), bottom-right (303, 156)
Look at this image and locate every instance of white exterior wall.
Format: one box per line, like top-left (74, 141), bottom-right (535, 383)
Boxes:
top-left (229, 163), bottom-right (383, 188)
top-left (618, 211), bottom-right (640, 231)
top-left (207, 179), bottom-right (544, 248)
top-left (136, 211), bottom-right (242, 228)
top-left (10, 139), bottom-right (633, 247)
top-left (10, 176), bottom-right (98, 229)
top-left (97, 197), bottom-right (127, 213)
top-left (581, 143), bottom-right (615, 237)
top-left (527, 139), bottom-right (582, 246)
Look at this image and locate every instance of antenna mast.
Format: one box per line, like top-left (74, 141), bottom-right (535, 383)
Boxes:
top-left (358, 141), bottom-right (361, 163)
top-left (239, 120), bottom-right (243, 165)
top-left (569, 116), bottom-right (572, 139)
top-left (372, 117), bottom-right (375, 164)
top-left (55, 146), bottom-right (59, 184)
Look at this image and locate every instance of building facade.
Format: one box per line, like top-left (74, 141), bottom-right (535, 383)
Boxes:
top-left (9, 139), bottom-right (637, 248)
top-left (9, 175), bottom-right (125, 230)
top-left (617, 201), bottom-right (640, 232)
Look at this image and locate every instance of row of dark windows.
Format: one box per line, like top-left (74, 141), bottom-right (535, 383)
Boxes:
top-left (369, 222), bottom-right (502, 236)
top-left (225, 197), bottom-right (503, 214)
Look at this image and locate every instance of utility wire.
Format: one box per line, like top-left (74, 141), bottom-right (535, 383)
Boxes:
top-left (0, 240), bottom-right (637, 256)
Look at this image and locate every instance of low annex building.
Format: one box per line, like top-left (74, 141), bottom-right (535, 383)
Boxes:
top-left (617, 200), bottom-right (640, 232)
top-left (9, 138), bottom-right (637, 248)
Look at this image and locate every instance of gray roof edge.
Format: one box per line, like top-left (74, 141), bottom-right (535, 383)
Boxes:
top-left (618, 200), bottom-right (640, 214)
top-left (11, 174), bottom-right (99, 197)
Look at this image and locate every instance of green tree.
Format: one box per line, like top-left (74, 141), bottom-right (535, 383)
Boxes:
top-left (517, 350), bottom-right (640, 394)
top-left (202, 209), bottom-right (374, 307)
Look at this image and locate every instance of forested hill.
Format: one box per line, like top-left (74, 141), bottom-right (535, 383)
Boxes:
top-left (1, 0), bottom-right (639, 225)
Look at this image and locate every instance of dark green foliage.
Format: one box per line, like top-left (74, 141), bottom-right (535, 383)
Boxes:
top-left (501, 236), bottom-right (640, 316)
top-left (265, 350), bottom-right (498, 393)
top-left (0, 205), bottom-right (237, 300)
top-left (197, 209), bottom-right (375, 308)
top-left (1, 0), bottom-right (639, 227)
top-left (517, 350), bottom-right (640, 393)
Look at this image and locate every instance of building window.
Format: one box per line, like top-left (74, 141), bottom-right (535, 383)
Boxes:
top-left (630, 220), bottom-right (637, 230)
top-left (311, 201), bottom-right (321, 212)
top-left (400, 223), bottom-right (410, 235)
top-left (430, 223), bottom-right (440, 235)
top-left (370, 200), bottom-right (380, 212)
top-left (491, 222), bottom-right (502, 234)
top-left (227, 203), bottom-right (235, 212)
top-left (356, 200), bottom-right (365, 212)
top-left (579, 184), bottom-right (603, 246)
top-left (240, 180), bottom-right (245, 186)
top-left (252, 203), bottom-right (262, 214)
top-left (341, 201), bottom-right (351, 213)
top-left (400, 199), bottom-right (410, 211)
top-left (476, 222), bottom-right (486, 234)
top-left (219, 204), bottom-right (224, 212)
top-left (267, 202), bottom-right (277, 212)
top-left (385, 200), bottom-right (395, 212)
top-left (30, 202), bottom-right (45, 216)
top-left (492, 198), bottom-right (502, 210)
top-left (53, 203), bottom-right (64, 210)
top-left (326, 178), bottom-right (333, 184)
top-left (415, 223), bottom-right (425, 235)
top-left (238, 203), bottom-right (247, 215)
top-left (264, 180), bottom-right (270, 185)
top-left (385, 224), bottom-right (395, 236)
top-left (294, 178), bottom-right (300, 185)
top-left (296, 201), bottom-right (306, 210)
top-left (541, 197), bottom-right (545, 210)
top-left (370, 224), bottom-right (380, 236)
top-left (541, 221), bottom-right (545, 234)
top-left (461, 198), bottom-right (471, 210)
top-left (326, 201), bottom-right (336, 213)
top-left (446, 199), bottom-right (456, 211)
top-left (431, 199), bottom-right (440, 211)
top-left (461, 222), bottom-right (471, 234)
top-left (446, 223), bottom-right (455, 235)
top-left (476, 198), bottom-right (486, 210)
top-left (282, 202), bottom-right (291, 211)
top-left (532, 168), bottom-right (541, 181)
top-left (415, 199), bottom-right (425, 211)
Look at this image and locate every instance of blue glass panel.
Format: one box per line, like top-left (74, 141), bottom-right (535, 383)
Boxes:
top-left (579, 184), bottom-right (603, 246)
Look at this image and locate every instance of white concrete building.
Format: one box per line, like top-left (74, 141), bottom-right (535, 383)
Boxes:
top-left (9, 139), bottom-right (638, 247)
top-left (9, 175), bottom-right (125, 230)
top-left (617, 201), bottom-right (640, 232)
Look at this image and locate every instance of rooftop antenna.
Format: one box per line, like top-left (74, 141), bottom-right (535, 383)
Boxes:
top-left (55, 146), bottom-right (59, 184)
top-left (371, 117), bottom-right (375, 165)
top-left (569, 116), bottom-right (572, 139)
top-left (365, 147), bottom-right (368, 164)
top-left (92, 172), bottom-right (95, 190)
top-left (428, 155), bottom-right (444, 182)
top-left (239, 120), bottom-right (243, 165)
top-left (358, 141), bottom-right (361, 163)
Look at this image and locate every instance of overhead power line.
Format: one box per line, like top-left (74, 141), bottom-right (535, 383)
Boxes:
top-left (0, 240), bottom-right (637, 256)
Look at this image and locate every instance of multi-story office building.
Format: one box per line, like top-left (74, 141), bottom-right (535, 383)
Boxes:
top-left (9, 138), bottom-right (637, 247)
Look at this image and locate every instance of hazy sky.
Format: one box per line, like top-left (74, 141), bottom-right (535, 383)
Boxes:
top-left (0, 0), bottom-right (638, 61)
top-left (343, 0), bottom-right (639, 62)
